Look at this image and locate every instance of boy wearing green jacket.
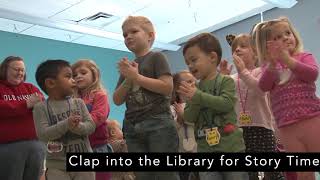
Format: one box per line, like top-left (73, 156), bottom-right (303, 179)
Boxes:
top-left (177, 33), bottom-right (248, 180)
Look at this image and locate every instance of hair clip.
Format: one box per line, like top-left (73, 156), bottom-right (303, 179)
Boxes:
top-left (226, 34), bottom-right (236, 46)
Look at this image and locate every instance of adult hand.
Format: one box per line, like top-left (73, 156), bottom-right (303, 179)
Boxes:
top-left (26, 93), bottom-right (42, 109)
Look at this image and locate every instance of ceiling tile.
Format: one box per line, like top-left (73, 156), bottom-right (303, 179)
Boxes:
top-left (73, 35), bottom-right (125, 50)
top-left (0, 0), bottom-right (72, 17)
top-left (0, 18), bottom-right (33, 33)
top-left (51, 0), bottom-right (144, 28)
top-left (21, 25), bottom-right (83, 42)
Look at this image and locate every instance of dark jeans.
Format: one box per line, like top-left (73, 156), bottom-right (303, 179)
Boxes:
top-left (123, 113), bottom-right (179, 180)
top-left (0, 140), bottom-right (45, 180)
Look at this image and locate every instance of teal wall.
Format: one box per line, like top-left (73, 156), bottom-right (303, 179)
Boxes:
top-left (0, 30), bottom-right (133, 124)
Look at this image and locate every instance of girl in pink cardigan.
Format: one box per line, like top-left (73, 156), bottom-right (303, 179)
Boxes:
top-left (254, 17), bottom-right (320, 180)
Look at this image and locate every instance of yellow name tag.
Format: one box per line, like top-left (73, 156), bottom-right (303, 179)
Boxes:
top-left (205, 127), bottom-right (221, 146)
top-left (239, 112), bottom-right (252, 125)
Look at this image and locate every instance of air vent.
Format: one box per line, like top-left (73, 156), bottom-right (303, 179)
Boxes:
top-left (77, 12), bottom-right (113, 23)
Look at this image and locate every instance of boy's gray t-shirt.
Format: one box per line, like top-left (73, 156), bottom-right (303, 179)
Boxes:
top-left (116, 51), bottom-right (172, 122)
top-left (33, 98), bottom-right (96, 170)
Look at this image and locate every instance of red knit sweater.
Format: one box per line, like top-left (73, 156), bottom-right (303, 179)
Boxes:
top-left (0, 80), bottom-right (43, 143)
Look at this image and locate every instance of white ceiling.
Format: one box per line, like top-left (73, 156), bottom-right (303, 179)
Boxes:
top-left (0, 0), bottom-right (297, 52)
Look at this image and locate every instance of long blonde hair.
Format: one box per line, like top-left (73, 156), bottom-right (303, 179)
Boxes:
top-left (252, 17), bottom-right (303, 64)
top-left (71, 59), bottom-right (105, 96)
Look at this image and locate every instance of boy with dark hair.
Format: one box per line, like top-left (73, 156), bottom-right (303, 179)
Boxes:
top-left (178, 33), bottom-right (247, 180)
top-left (33, 59), bottom-right (96, 180)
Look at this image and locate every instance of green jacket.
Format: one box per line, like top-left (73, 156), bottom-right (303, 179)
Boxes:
top-left (184, 74), bottom-right (245, 152)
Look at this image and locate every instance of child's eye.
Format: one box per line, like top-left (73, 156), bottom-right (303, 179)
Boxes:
top-left (285, 31), bottom-right (291, 35)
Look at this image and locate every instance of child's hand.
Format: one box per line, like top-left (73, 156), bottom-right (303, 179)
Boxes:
top-left (177, 81), bottom-right (196, 101)
top-left (118, 58), bottom-right (139, 81)
top-left (266, 40), bottom-right (281, 66)
top-left (173, 102), bottom-right (184, 123)
top-left (68, 113), bottom-right (81, 130)
top-left (26, 93), bottom-right (42, 109)
top-left (232, 53), bottom-right (246, 73)
top-left (219, 59), bottom-right (233, 75)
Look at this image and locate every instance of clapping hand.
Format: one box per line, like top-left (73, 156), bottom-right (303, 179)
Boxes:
top-left (26, 93), bottom-right (42, 109)
top-left (177, 81), bottom-right (196, 101)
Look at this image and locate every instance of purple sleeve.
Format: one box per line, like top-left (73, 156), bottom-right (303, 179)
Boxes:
top-left (258, 65), bottom-right (279, 92)
top-left (291, 53), bottom-right (318, 82)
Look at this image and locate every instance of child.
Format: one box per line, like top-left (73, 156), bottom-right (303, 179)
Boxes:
top-left (228, 34), bottom-right (283, 180)
top-left (33, 59), bottom-right (96, 180)
top-left (107, 119), bottom-right (135, 180)
top-left (254, 17), bottom-right (320, 180)
top-left (72, 59), bottom-right (111, 180)
top-left (113, 16), bottom-right (179, 180)
top-left (178, 32), bottom-right (247, 180)
top-left (171, 71), bottom-right (197, 180)
top-left (171, 70), bottom-right (197, 153)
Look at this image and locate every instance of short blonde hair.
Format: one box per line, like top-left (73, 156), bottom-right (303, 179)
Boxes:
top-left (122, 16), bottom-right (155, 46)
top-left (252, 17), bottom-right (303, 64)
top-left (107, 119), bottom-right (121, 131)
top-left (71, 59), bottom-right (105, 96)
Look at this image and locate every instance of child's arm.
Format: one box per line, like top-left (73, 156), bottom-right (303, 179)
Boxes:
top-left (233, 53), bottom-right (264, 95)
top-left (113, 76), bottom-right (132, 106)
top-left (119, 53), bottom-right (173, 96)
top-left (32, 103), bottom-right (69, 141)
top-left (286, 53), bottom-right (318, 82)
top-left (70, 99), bottom-right (96, 135)
top-left (184, 102), bottom-right (201, 125)
top-left (90, 91), bottom-right (110, 126)
top-left (258, 64), bottom-right (279, 92)
top-left (134, 73), bottom-right (173, 96)
top-left (239, 68), bottom-right (264, 95)
top-left (189, 77), bottom-right (236, 113)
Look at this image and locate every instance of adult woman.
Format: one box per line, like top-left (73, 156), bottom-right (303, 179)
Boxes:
top-left (0, 56), bottom-right (45, 180)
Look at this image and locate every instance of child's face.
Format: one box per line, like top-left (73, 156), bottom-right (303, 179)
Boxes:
top-left (122, 24), bottom-right (152, 54)
top-left (179, 72), bottom-right (196, 85)
top-left (233, 39), bottom-right (256, 68)
top-left (268, 22), bottom-right (296, 54)
top-left (177, 73), bottom-right (196, 102)
top-left (53, 67), bottom-right (76, 97)
top-left (73, 65), bottom-right (94, 91)
top-left (184, 45), bottom-right (217, 80)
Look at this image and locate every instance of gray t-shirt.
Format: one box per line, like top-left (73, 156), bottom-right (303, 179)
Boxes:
top-left (116, 51), bottom-right (172, 122)
top-left (32, 98), bottom-right (96, 170)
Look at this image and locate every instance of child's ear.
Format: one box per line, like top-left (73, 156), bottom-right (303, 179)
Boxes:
top-left (209, 52), bottom-right (218, 64)
top-left (45, 78), bottom-right (56, 89)
top-left (148, 32), bottom-right (155, 42)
